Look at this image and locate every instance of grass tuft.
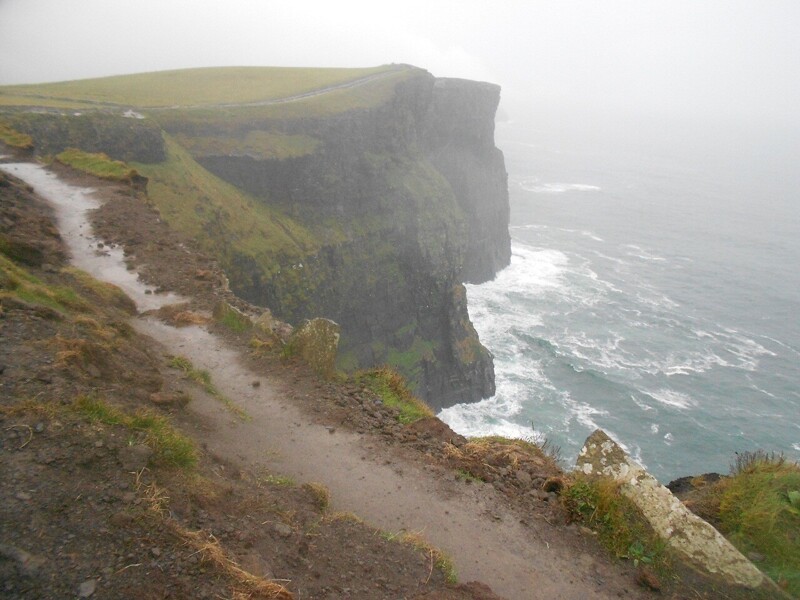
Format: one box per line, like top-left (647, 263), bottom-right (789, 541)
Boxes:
top-left (399, 532), bottom-right (457, 585)
top-left (353, 366), bottom-right (433, 424)
top-left (717, 452), bottom-right (800, 595)
top-left (73, 395), bottom-right (197, 469)
top-left (564, 475), bottom-right (668, 571)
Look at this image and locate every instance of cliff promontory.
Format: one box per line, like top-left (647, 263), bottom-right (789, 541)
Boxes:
top-left (0, 64), bottom-right (510, 409)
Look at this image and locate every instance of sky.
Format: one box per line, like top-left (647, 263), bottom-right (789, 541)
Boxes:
top-left (2, 0), bottom-right (800, 127)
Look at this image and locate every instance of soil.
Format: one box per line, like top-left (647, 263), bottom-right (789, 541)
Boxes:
top-left (0, 155), bottom-right (769, 599)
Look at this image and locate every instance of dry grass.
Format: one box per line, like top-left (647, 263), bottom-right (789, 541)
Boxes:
top-left (398, 532), bottom-right (457, 585)
top-left (180, 529), bottom-right (293, 599)
top-left (132, 471), bottom-right (293, 599)
top-left (443, 435), bottom-right (561, 484)
top-left (302, 482), bottom-right (330, 512)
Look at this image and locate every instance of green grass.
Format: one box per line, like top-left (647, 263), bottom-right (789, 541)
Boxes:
top-left (0, 120), bottom-right (33, 149)
top-left (353, 366), bottom-right (434, 424)
top-left (56, 148), bottom-right (139, 181)
top-left (0, 65), bottom-right (400, 109)
top-left (168, 355), bottom-right (249, 420)
top-left (73, 395), bottom-right (197, 469)
top-left (133, 135), bottom-right (315, 279)
top-left (213, 302), bottom-right (252, 333)
top-left (716, 451), bottom-right (800, 595)
top-left (564, 475), bottom-right (668, 571)
top-left (0, 252), bottom-right (90, 315)
top-left (173, 130), bottom-right (320, 161)
top-left (63, 267), bottom-right (135, 313)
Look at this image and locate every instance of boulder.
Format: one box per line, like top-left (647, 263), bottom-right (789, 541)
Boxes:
top-left (576, 430), bottom-right (770, 590)
top-left (287, 318), bottom-right (340, 379)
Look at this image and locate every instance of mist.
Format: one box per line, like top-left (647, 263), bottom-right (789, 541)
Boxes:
top-left (2, 0), bottom-right (800, 130)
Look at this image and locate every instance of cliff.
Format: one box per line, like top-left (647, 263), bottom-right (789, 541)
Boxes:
top-left (0, 65), bottom-right (511, 410)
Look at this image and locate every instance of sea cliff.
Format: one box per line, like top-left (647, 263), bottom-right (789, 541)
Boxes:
top-left (0, 65), bottom-right (511, 409)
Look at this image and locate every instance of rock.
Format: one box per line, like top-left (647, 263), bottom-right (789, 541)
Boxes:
top-left (635, 566), bottom-right (661, 591)
top-left (406, 417), bottom-right (466, 446)
top-left (285, 318), bottom-right (340, 379)
top-left (576, 429), bottom-right (768, 590)
top-left (149, 391), bottom-right (190, 407)
top-left (0, 544), bottom-right (46, 577)
top-left (109, 511), bottom-right (135, 528)
top-left (528, 489), bottom-right (550, 501)
top-left (273, 523), bottom-right (293, 538)
top-left (118, 444), bottom-right (153, 471)
top-left (515, 469), bottom-right (532, 486)
top-left (77, 578), bottom-right (97, 597)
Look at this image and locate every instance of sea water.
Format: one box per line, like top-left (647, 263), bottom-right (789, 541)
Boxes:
top-left (440, 116), bottom-right (800, 482)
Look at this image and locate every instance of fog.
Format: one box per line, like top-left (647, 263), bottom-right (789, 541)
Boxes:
top-left (2, 0), bottom-right (800, 129)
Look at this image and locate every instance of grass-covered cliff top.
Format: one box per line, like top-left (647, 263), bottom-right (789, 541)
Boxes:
top-left (0, 64), bottom-right (413, 111)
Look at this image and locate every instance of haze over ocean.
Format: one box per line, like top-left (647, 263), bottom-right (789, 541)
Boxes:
top-left (441, 114), bottom-right (800, 482)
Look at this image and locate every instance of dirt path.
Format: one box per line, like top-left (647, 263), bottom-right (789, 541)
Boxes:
top-left (2, 162), bottom-right (652, 600)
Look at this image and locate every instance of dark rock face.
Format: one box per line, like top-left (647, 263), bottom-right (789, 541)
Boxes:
top-left (5, 113), bottom-right (165, 163)
top-left (424, 78), bottom-right (511, 283)
top-left (180, 71), bottom-right (510, 410)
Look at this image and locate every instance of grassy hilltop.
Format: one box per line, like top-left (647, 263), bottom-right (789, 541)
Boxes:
top-left (0, 65), bottom-right (404, 110)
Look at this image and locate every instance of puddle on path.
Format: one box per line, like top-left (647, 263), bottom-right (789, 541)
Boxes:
top-left (1, 162), bottom-right (183, 311)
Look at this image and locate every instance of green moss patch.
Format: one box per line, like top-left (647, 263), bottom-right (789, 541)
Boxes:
top-left (133, 135), bottom-right (315, 280)
top-left (0, 252), bottom-right (90, 315)
top-left (174, 130), bottom-right (320, 160)
top-left (0, 120), bottom-right (33, 149)
top-left (56, 148), bottom-right (139, 181)
top-left (353, 367), bottom-right (434, 424)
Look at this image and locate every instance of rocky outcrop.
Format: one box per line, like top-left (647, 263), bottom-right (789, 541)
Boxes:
top-left (286, 318), bottom-right (341, 380)
top-left (2, 67), bottom-right (510, 411)
top-left (181, 69), bottom-right (509, 410)
top-left (577, 430), bottom-right (777, 593)
top-left (423, 78), bottom-right (510, 283)
top-left (3, 112), bottom-right (165, 163)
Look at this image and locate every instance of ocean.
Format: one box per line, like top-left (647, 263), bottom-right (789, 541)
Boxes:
top-left (440, 114), bottom-right (800, 482)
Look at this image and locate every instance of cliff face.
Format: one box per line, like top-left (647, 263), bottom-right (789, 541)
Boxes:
top-left (423, 78), bottom-right (511, 283)
top-left (188, 71), bottom-right (510, 409)
top-left (1, 67), bottom-right (510, 411)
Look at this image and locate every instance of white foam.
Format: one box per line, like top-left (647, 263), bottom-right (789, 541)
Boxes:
top-left (645, 388), bottom-right (696, 410)
top-left (631, 395), bottom-right (655, 412)
top-left (438, 394), bottom-right (535, 441)
top-left (622, 244), bottom-right (667, 262)
top-left (519, 177), bottom-right (601, 194)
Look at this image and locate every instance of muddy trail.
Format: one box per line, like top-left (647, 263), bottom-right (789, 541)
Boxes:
top-left (0, 160), bottom-right (672, 599)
